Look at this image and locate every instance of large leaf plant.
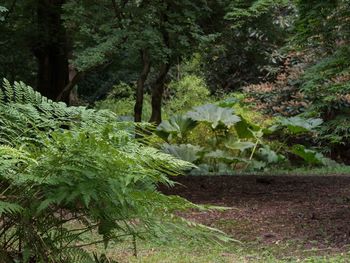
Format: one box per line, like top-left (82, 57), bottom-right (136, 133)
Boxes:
top-left (157, 101), bottom-right (333, 174)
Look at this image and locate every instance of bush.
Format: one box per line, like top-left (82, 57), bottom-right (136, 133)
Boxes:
top-left (164, 75), bottom-right (210, 115)
top-left (0, 80), bottom-right (226, 262)
top-left (299, 47), bottom-right (350, 161)
top-left (241, 51), bottom-right (310, 116)
top-left (95, 82), bottom-right (152, 121)
top-left (95, 75), bottom-right (210, 121)
top-left (157, 100), bottom-right (330, 174)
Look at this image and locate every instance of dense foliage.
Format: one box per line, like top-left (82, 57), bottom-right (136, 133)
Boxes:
top-left (156, 100), bottom-right (331, 174)
top-left (1, 0), bottom-right (350, 261)
top-left (0, 80), bottom-right (227, 262)
top-left (202, 0), bottom-right (295, 93)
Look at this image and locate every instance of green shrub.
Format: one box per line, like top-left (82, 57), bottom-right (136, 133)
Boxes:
top-left (0, 80), bottom-right (227, 262)
top-left (95, 82), bottom-right (152, 121)
top-left (164, 75), bottom-right (210, 116)
top-left (292, 47), bottom-right (350, 160)
top-left (157, 100), bottom-right (330, 174)
top-left (95, 75), bottom-right (210, 121)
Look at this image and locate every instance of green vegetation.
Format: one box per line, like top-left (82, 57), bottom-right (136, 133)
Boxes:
top-left (157, 101), bottom-right (330, 174)
top-left (70, 222), bottom-right (350, 263)
top-left (104, 241), bottom-right (350, 263)
top-left (0, 81), bottom-right (228, 262)
top-left (1, 0), bottom-right (350, 262)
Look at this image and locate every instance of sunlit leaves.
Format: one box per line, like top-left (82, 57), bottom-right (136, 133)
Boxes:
top-left (157, 115), bottom-right (197, 142)
top-left (0, 6), bottom-right (7, 21)
top-left (186, 104), bottom-right (241, 129)
top-left (225, 141), bottom-right (255, 151)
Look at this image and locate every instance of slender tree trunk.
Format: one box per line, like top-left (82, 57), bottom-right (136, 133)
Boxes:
top-left (149, 6), bottom-right (171, 125)
top-left (134, 49), bottom-right (151, 122)
top-left (56, 66), bottom-right (82, 103)
top-left (149, 63), bottom-right (170, 125)
top-left (33, 0), bottom-right (70, 103)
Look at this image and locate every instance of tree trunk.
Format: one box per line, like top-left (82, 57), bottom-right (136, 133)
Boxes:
top-left (149, 63), bottom-right (170, 125)
top-left (134, 49), bottom-right (151, 122)
top-left (56, 66), bottom-right (82, 104)
top-left (33, 0), bottom-right (70, 103)
top-left (149, 7), bottom-right (171, 125)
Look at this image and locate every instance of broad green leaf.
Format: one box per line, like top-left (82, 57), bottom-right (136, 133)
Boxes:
top-left (217, 97), bottom-right (240, 108)
top-left (234, 115), bottom-right (260, 139)
top-left (279, 117), bottom-right (323, 134)
top-left (186, 104), bottom-right (241, 129)
top-left (257, 146), bottom-right (284, 164)
top-left (190, 163), bottom-right (210, 175)
top-left (157, 115), bottom-right (197, 141)
top-left (161, 144), bottom-right (203, 163)
top-left (264, 124), bottom-right (280, 135)
top-left (225, 140), bottom-right (255, 151)
top-left (291, 144), bottom-right (325, 165)
top-left (248, 160), bottom-right (266, 171)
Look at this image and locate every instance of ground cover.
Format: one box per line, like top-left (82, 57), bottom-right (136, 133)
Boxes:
top-left (97, 174), bottom-right (350, 262)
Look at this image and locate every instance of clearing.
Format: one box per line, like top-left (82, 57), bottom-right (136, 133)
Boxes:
top-left (156, 174), bottom-right (350, 262)
top-left (96, 174), bottom-right (350, 262)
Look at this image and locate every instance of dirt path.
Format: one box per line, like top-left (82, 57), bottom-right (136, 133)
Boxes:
top-left (160, 175), bottom-right (350, 250)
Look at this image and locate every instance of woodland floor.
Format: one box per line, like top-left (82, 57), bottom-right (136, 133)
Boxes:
top-left (160, 175), bottom-right (350, 253)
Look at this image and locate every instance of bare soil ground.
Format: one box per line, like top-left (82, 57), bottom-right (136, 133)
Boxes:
top-left (160, 175), bottom-right (350, 251)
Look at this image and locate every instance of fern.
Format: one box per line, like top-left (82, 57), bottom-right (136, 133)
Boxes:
top-left (0, 80), bottom-right (225, 262)
top-left (0, 78), bottom-right (116, 127)
top-left (0, 201), bottom-right (23, 216)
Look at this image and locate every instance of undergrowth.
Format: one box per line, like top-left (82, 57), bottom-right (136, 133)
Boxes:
top-left (0, 79), bottom-right (228, 263)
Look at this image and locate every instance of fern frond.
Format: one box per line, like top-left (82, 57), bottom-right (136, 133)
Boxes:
top-left (0, 200), bottom-right (23, 216)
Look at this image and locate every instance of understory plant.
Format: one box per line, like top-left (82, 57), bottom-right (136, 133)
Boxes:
top-left (94, 74), bottom-right (211, 122)
top-left (157, 100), bottom-right (331, 174)
top-left (299, 47), bottom-right (350, 161)
top-left (0, 79), bottom-right (228, 263)
top-left (242, 46), bottom-right (350, 162)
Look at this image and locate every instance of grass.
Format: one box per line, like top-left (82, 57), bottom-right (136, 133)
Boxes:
top-left (89, 237), bottom-right (350, 263)
top-left (85, 168), bottom-right (350, 262)
top-left (82, 220), bottom-right (350, 263)
top-left (191, 165), bottom-right (350, 177)
top-left (267, 165), bottom-right (350, 176)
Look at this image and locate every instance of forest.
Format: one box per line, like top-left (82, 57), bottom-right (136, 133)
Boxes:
top-left (1, 0), bottom-right (350, 262)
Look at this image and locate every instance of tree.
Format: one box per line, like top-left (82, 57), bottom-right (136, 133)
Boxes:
top-left (134, 49), bottom-right (151, 122)
top-left (63, 0), bottom-right (211, 124)
top-left (0, 1), bottom-right (37, 85)
top-left (293, 0), bottom-right (350, 160)
top-left (148, 0), bottom-right (212, 124)
top-left (0, 0), bottom-right (79, 103)
top-left (201, 0), bottom-right (293, 93)
top-left (34, 0), bottom-right (70, 102)
top-left (294, 0), bottom-right (343, 53)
